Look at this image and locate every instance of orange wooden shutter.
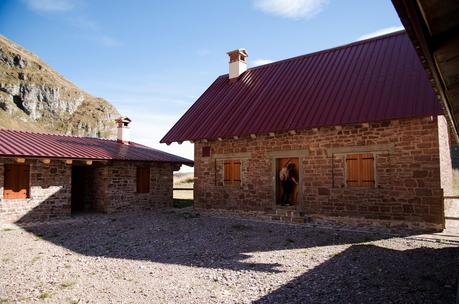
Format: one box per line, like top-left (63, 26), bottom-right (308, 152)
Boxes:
top-left (232, 161), bottom-right (241, 182)
top-left (223, 161), bottom-right (241, 184)
top-left (346, 154), bottom-right (374, 187)
top-left (136, 167), bottom-right (150, 193)
top-left (346, 155), bottom-right (359, 187)
top-left (143, 167), bottom-right (150, 193)
top-left (360, 153), bottom-right (375, 187)
top-left (224, 161), bottom-right (231, 182)
top-left (3, 164), bottom-right (29, 199)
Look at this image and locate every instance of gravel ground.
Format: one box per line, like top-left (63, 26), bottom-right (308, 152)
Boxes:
top-left (0, 209), bottom-right (458, 304)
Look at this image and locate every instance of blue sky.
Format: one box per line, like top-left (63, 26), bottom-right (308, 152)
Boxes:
top-left (0, 0), bottom-right (403, 170)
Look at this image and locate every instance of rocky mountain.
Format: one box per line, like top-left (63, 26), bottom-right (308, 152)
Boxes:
top-left (0, 35), bottom-right (120, 138)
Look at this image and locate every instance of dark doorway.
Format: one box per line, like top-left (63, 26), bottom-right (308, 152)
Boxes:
top-left (276, 158), bottom-right (299, 205)
top-left (71, 166), bottom-right (96, 214)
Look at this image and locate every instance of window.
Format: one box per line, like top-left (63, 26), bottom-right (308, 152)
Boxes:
top-left (202, 146), bottom-right (211, 157)
top-left (3, 164), bottom-right (30, 199)
top-left (224, 160), bottom-right (241, 185)
top-left (136, 167), bottom-right (150, 193)
top-left (346, 153), bottom-right (375, 187)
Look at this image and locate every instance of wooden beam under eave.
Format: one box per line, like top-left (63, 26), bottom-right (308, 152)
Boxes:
top-left (312, 128), bottom-right (319, 132)
top-left (64, 159), bottom-right (73, 165)
top-left (41, 159), bottom-right (51, 165)
top-left (250, 134), bottom-right (256, 139)
top-left (85, 160), bottom-right (93, 165)
top-left (289, 130), bottom-right (296, 135)
top-left (233, 136), bottom-right (239, 140)
top-left (361, 122), bottom-right (370, 128)
top-left (15, 158), bottom-right (25, 163)
top-left (217, 137), bottom-right (223, 141)
top-left (269, 132), bottom-right (275, 137)
top-left (335, 125), bottom-right (342, 131)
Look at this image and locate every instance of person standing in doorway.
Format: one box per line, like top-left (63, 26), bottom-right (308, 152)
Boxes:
top-left (281, 162), bottom-right (298, 206)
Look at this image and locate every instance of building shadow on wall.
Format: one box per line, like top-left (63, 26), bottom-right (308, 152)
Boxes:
top-left (253, 244), bottom-right (458, 303)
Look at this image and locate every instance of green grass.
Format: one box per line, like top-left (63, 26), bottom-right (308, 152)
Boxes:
top-left (1, 228), bottom-right (14, 232)
top-left (60, 281), bottom-right (76, 289)
top-left (173, 199), bottom-right (193, 208)
top-left (38, 292), bottom-right (50, 300)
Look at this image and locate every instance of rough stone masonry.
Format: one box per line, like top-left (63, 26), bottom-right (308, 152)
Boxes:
top-left (194, 116), bottom-right (453, 231)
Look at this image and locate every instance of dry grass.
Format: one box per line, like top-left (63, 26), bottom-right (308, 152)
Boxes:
top-left (173, 172), bottom-right (194, 200)
top-left (453, 169), bottom-right (459, 195)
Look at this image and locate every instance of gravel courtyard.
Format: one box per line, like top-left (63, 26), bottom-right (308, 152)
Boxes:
top-left (0, 210), bottom-right (458, 304)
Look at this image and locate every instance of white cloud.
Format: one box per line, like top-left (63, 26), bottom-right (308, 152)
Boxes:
top-left (357, 25), bottom-right (404, 41)
top-left (22, 0), bottom-right (77, 12)
top-left (252, 59), bottom-right (275, 66)
top-left (253, 0), bottom-right (329, 19)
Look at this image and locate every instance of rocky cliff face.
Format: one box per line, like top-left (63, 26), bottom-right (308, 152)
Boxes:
top-left (0, 35), bottom-right (120, 138)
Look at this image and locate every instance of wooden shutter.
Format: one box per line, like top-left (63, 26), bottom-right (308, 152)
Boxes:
top-left (346, 153), bottom-right (374, 187)
top-left (136, 167), bottom-right (150, 193)
top-left (223, 160), bottom-right (241, 184)
top-left (3, 164), bottom-right (30, 199)
top-left (360, 154), bottom-right (375, 187)
top-left (224, 161), bottom-right (232, 182)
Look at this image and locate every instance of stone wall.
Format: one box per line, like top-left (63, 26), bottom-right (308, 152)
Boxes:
top-left (438, 115), bottom-right (453, 196)
top-left (0, 159), bottom-right (71, 222)
top-left (103, 161), bottom-right (174, 212)
top-left (0, 159), bottom-right (175, 223)
top-left (194, 116), bottom-right (448, 230)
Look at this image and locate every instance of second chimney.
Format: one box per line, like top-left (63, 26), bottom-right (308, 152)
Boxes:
top-left (115, 116), bottom-right (132, 144)
top-left (227, 48), bottom-right (248, 80)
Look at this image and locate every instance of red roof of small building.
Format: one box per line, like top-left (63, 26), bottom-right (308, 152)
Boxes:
top-left (0, 129), bottom-right (193, 165)
top-left (161, 31), bottom-right (442, 144)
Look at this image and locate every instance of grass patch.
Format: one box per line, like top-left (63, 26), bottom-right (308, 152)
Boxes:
top-left (284, 238), bottom-right (296, 246)
top-left (31, 256), bottom-right (41, 263)
top-left (2, 257), bottom-right (11, 263)
top-left (60, 280), bottom-right (76, 289)
top-left (38, 292), bottom-right (50, 300)
top-left (179, 212), bottom-right (200, 219)
top-left (231, 224), bottom-right (252, 231)
top-left (173, 199), bottom-right (193, 209)
top-left (1, 228), bottom-right (14, 232)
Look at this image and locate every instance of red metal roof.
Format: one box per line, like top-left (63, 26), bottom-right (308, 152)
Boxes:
top-left (0, 129), bottom-right (193, 165)
top-left (161, 31), bottom-right (442, 144)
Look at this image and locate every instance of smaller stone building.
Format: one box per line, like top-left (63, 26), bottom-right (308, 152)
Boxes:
top-left (162, 31), bottom-right (453, 231)
top-left (0, 121), bottom-right (192, 223)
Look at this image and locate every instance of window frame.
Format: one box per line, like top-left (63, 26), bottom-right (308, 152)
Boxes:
top-left (136, 166), bottom-right (150, 193)
top-left (345, 153), bottom-right (376, 188)
top-left (223, 160), bottom-right (241, 185)
top-left (3, 164), bottom-right (30, 199)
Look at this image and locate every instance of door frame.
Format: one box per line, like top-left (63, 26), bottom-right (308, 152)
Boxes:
top-left (268, 149), bottom-right (309, 207)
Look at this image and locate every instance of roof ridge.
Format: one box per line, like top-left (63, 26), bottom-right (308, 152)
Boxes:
top-left (0, 127), bottom-right (118, 142)
top-left (243, 29), bottom-right (407, 73)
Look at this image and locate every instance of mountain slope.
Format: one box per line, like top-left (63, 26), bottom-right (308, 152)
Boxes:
top-left (0, 35), bottom-right (120, 138)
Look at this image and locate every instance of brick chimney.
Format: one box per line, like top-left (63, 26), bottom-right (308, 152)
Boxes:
top-left (227, 48), bottom-right (248, 80)
top-left (115, 116), bottom-right (131, 144)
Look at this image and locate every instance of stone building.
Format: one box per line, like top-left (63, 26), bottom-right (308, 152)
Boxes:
top-left (162, 31), bottom-right (453, 231)
top-left (0, 118), bottom-right (193, 223)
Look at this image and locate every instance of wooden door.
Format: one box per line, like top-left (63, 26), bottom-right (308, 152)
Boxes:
top-left (276, 158), bottom-right (299, 205)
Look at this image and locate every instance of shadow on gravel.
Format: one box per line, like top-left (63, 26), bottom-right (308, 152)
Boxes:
top-left (16, 210), bottom-right (402, 273)
top-left (253, 244), bottom-right (459, 304)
